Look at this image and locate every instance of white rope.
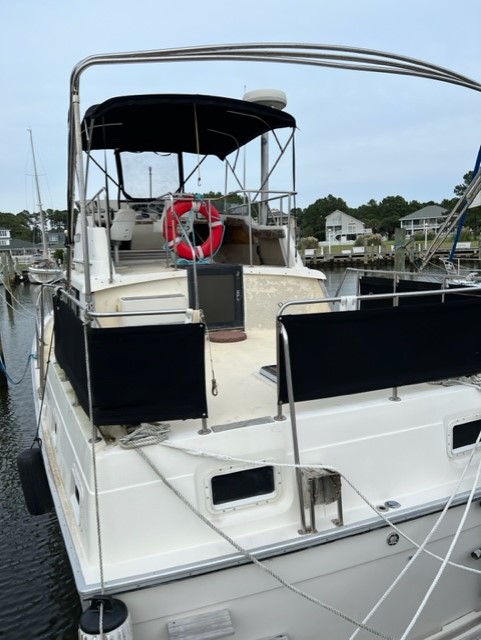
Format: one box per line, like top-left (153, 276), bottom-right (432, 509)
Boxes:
top-left (120, 422), bottom-right (170, 448)
top-left (120, 428), bottom-right (394, 639)
top-left (161, 441), bottom-right (481, 577)
top-left (429, 374), bottom-right (481, 391)
top-left (348, 420), bottom-right (481, 639)
top-left (398, 441), bottom-right (481, 639)
top-left (0, 287), bottom-right (35, 319)
top-left (199, 310), bottom-right (218, 396)
top-left (119, 426), bottom-right (481, 638)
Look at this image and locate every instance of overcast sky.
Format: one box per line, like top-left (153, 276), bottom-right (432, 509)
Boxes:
top-left (1, 0), bottom-right (481, 214)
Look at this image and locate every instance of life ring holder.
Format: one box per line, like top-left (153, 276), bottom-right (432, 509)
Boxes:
top-left (163, 198), bottom-right (224, 261)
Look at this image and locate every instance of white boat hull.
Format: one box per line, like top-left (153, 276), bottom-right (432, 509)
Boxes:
top-left (28, 265), bottom-right (63, 285)
top-left (78, 505), bottom-right (481, 640)
top-left (22, 43), bottom-right (481, 640)
top-left (34, 344), bottom-right (481, 640)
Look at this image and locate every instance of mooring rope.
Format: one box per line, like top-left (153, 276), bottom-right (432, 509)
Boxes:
top-left (0, 352), bottom-right (36, 385)
top-left (0, 287), bottom-right (36, 319)
top-left (429, 373), bottom-right (481, 391)
top-left (348, 413), bottom-right (481, 639)
top-left (119, 425), bottom-right (393, 640)
top-left (162, 440), bottom-right (481, 578)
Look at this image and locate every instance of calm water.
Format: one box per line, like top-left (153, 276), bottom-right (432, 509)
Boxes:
top-left (0, 283), bottom-right (80, 640)
top-left (0, 267), bottom-right (384, 639)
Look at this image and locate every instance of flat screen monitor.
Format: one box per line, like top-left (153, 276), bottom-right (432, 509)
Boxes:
top-left (187, 264), bottom-right (244, 330)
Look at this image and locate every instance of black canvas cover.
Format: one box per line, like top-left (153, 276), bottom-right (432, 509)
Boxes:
top-left (54, 295), bottom-right (207, 425)
top-left (53, 294), bottom-right (90, 412)
top-left (359, 276), bottom-right (444, 308)
top-left (278, 296), bottom-right (481, 403)
top-left (81, 94), bottom-right (296, 158)
top-left (359, 275), bottom-right (481, 309)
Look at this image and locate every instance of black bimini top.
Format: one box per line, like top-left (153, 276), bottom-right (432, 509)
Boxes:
top-left (81, 93), bottom-right (296, 160)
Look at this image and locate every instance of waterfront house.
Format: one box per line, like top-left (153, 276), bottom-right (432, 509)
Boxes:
top-left (399, 204), bottom-right (447, 236)
top-left (0, 228), bottom-right (11, 246)
top-left (325, 210), bottom-right (370, 242)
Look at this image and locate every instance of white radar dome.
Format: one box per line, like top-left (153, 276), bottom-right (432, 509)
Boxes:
top-left (243, 89), bottom-right (287, 110)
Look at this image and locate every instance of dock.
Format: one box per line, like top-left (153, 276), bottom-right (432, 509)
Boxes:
top-left (302, 246), bottom-right (481, 269)
top-left (1, 252), bottom-right (31, 287)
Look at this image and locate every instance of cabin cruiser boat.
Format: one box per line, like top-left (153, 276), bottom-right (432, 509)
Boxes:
top-left (19, 44), bottom-right (481, 640)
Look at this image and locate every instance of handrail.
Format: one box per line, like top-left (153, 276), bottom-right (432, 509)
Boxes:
top-left (278, 282), bottom-right (481, 317)
top-left (334, 266), bottom-right (463, 298)
top-left (55, 287), bottom-right (195, 322)
top-left (277, 323), bottom-right (309, 533)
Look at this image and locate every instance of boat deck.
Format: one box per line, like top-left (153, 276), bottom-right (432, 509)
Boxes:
top-left (206, 329), bottom-right (278, 428)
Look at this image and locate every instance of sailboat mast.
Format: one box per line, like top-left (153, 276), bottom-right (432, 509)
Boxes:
top-left (28, 129), bottom-right (48, 258)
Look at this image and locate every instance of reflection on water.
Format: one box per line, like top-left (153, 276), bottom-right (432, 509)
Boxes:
top-left (0, 284), bottom-right (80, 640)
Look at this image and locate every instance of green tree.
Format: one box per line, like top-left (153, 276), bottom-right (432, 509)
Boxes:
top-left (46, 209), bottom-right (68, 230)
top-left (203, 191), bottom-right (243, 204)
top-left (0, 211), bottom-right (34, 241)
top-left (354, 199), bottom-right (379, 226)
top-left (454, 171), bottom-right (474, 197)
top-left (298, 195), bottom-right (349, 239)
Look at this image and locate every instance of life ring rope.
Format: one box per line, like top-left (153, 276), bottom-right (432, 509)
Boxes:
top-left (163, 197), bottom-right (224, 261)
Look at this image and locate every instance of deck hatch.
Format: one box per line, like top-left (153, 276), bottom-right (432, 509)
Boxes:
top-left (211, 466), bottom-right (275, 507)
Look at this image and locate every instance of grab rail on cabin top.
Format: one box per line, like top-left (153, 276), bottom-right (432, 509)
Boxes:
top-left (53, 287), bottom-right (197, 324)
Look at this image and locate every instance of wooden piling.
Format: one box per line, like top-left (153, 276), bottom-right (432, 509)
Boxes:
top-left (394, 228), bottom-right (406, 272)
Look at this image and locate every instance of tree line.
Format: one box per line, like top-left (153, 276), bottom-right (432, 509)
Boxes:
top-left (295, 171), bottom-right (480, 241)
top-left (0, 209), bottom-right (67, 243)
top-left (1, 171), bottom-right (478, 243)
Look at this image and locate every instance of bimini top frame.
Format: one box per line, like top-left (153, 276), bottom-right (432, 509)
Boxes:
top-left (81, 93), bottom-right (296, 158)
top-left (66, 43), bottom-right (481, 295)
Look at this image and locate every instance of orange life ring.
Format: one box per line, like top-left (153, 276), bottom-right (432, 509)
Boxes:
top-left (163, 199), bottom-right (224, 260)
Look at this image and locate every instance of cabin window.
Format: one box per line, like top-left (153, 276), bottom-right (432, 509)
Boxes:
top-left (449, 416), bottom-right (481, 456)
top-left (209, 465), bottom-right (276, 511)
top-left (452, 418), bottom-right (481, 451)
